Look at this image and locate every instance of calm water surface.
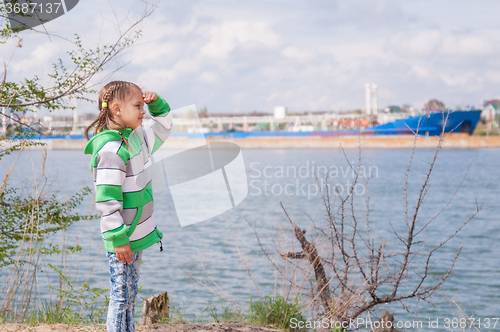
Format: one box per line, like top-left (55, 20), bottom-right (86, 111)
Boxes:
top-left (0, 147), bottom-right (499, 330)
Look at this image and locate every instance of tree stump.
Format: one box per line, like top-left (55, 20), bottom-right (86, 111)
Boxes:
top-left (142, 291), bottom-right (169, 325)
top-left (371, 311), bottom-right (402, 332)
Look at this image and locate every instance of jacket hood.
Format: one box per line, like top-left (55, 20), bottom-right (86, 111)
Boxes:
top-left (84, 127), bottom-right (134, 171)
top-left (84, 127), bottom-right (133, 155)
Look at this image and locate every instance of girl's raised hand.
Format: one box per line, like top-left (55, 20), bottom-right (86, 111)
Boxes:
top-left (143, 91), bottom-right (158, 104)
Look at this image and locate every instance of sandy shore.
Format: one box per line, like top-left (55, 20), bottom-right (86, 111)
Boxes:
top-left (2, 133), bottom-right (499, 150)
top-left (0, 322), bottom-right (285, 332)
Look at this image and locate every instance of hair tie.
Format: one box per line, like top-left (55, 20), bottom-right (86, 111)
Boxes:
top-left (101, 102), bottom-right (108, 108)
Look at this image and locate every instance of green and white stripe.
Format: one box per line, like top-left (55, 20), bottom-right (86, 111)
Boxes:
top-left (84, 96), bottom-right (173, 253)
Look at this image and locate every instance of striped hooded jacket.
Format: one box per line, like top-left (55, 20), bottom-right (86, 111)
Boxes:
top-left (84, 96), bottom-right (173, 253)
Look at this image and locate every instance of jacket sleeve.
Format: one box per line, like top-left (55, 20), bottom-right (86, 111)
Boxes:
top-left (94, 149), bottom-right (129, 247)
top-left (143, 95), bottom-right (174, 154)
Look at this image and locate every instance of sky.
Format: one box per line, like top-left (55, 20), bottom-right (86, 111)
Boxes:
top-left (3, 0), bottom-right (500, 115)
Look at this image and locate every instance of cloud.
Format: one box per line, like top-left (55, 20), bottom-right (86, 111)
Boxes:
top-left (200, 21), bottom-right (281, 59)
top-left (282, 46), bottom-right (316, 62)
top-left (10, 42), bottom-right (60, 77)
top-left (388, 30), bottom-right (498, 58)
top-left (199, 71), bottom-right (220, 84)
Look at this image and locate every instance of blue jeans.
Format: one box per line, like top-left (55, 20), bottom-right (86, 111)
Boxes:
top-left (106, 251), bottom-right (143, 332)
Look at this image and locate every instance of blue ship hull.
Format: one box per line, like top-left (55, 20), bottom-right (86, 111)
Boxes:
top-left (365, 110), bottom-right (481, 136)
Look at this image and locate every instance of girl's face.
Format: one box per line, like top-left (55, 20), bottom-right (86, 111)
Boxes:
top-left (113, 87), bottom-right (146, 129)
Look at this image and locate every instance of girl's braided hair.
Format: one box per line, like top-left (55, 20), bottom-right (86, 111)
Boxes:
top-left (84, 80), bottom-right (141, 140)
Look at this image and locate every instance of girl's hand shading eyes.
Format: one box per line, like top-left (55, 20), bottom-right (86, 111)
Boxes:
top-left (143, 91), bottom-right (158, 104)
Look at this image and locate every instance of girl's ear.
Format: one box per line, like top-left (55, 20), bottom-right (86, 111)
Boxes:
top-left (111, 102), bottom-right (120, 116)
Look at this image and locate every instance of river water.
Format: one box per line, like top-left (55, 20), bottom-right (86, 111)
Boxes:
top-left (0, 146), bottom-right (499, 330)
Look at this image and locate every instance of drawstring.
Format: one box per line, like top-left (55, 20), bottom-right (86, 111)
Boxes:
top-left (118, 131), bottom-right (133, 152)
top-left (159, 241), bottom-right (163, 252)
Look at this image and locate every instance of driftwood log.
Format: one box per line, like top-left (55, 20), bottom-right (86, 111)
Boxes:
top-left (281, 226), bottom-right (333, 318)
top-left (142, 291), bottom-right (169, 324)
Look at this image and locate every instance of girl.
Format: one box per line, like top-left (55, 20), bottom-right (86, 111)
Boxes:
top-left (84, 80), bottom-right (173, 332)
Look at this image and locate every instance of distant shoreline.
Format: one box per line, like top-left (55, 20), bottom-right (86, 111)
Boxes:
top-left (2, 133), bottom-right (499, 150)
